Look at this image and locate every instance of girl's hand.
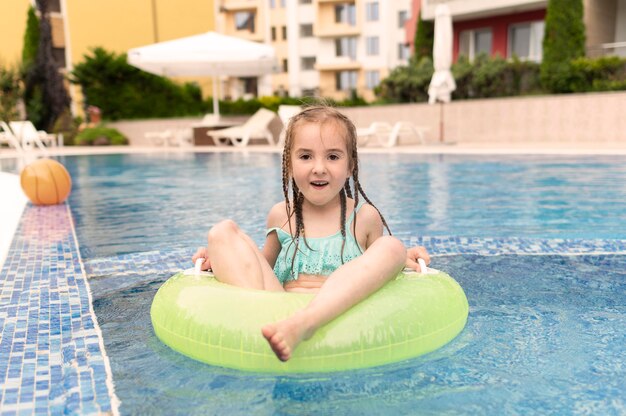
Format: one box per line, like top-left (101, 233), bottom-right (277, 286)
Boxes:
top-left (405, 246), bottom-right (431, 272)
top-left (192, 246), bottom-right (212, 271)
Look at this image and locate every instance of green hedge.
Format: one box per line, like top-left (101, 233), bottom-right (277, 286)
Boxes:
top-left (70, 47), bottom-right (206, 120)
top-left (74, 125), bottom-right (128, 146)
top-left (566, 56), bottom-right (626, 92)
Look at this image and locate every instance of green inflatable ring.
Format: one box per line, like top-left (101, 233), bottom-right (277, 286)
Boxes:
top-left (151, 268), bottom-right (469, 373)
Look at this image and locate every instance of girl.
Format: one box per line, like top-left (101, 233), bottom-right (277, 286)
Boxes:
top-left (192, 106), bottom-right (430, 362)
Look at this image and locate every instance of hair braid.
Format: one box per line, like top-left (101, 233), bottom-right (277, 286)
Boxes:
top-left (339, 188), bottom-right (347, 263)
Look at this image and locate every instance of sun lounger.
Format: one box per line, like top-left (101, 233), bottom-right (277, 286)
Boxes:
top-left (276, 105), bottom-right (302, 147)
top-left (9, 120), bottom-right (60, 150)
top-left (357, 121), bottom-right (429, 147)
top-left (145, 129), bottom-right (193, 147)
top-left (207, 108), bottom-right (277, 147)
top-left (0, 122), bottom-right (24, 153)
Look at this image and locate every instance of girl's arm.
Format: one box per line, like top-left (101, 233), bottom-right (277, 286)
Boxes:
top-left (262, 202), bottom-right (286, 268)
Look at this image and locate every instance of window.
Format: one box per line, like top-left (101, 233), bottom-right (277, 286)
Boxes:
top-left (269, 0), bottom-right (275, 8)
top-left (398, 43), bottom-right (409, 60)
top-left (282, 59), bottom-right (288, 73)
top-left (335, 3), bottom-right (356, 26)
top-left (300, 24), bottom-right (313, 37)
top-left (280, 0), bottom-right (286, 6)
top-left (509, 21), bottom-right (545, 62)
top-left (366, 2), bottom-right (379, 21)
top-left (366, 36), bottom-right (379, 56)
top-left (52, 47), bottom-right (66, 69)
top-left (241, 77), bottom-right (258, 95)
top-left (49, 0), bottom-right (61, 13)
top-left (398, 10), bottom-right (408, 28)
top-left (459, 28), bottom-right (493, 60)
top-left (301, 56), bottom-right (316, 70)
top-left (336, 70), bottom-right (358, 91)
top-left (282, 26), bottom-right (287, 40)
top-left (234, 11), bottom-right (255, 33)
top-left (271, 27), bottom-right (277, 41)
top-left (366, 70), bottom-right (380, 89)
top-left (335, 37), bottom-right (357, 59)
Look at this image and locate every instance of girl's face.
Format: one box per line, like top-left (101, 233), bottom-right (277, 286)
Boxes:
top-left (290, 121), bottom-right (352, 208)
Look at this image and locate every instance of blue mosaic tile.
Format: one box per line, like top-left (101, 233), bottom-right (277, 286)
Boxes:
top-left (0, 204), bottom-right (118, 415)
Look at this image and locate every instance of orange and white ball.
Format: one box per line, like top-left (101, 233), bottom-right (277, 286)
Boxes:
top-left (20, 158), bottom-right (72, 205)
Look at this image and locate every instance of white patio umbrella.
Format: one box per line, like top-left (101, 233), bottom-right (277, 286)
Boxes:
top-left (428, 5), bottom-right (456, 104)
top-left (127, 31), bottom-right (277, 119)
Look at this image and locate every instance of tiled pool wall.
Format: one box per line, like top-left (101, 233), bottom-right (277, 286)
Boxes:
top-left (1, 203), bottom-right (626, 415)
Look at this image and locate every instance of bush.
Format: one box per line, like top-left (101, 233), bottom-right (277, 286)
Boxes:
top-left (376, 57), bottom-right (434, 103)
top-left (0, 63), bottom-right (22, 122)
top-left (70, 47), bottom-right (206, 120)
top-left (567, 56), bottom-right (626, 92)
top-left (453, 54), bottom-right (541, 99)
top-left (74, 125), bottom-right (128, 146)
top-left (52, 109), bottom-right (81, 145)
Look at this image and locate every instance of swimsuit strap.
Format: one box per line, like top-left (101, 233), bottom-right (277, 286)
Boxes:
top-left (346, 201), bottom-right (366, 228)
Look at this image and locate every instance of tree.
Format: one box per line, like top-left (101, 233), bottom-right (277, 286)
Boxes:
top-left (23, 0), bottom-right (70, 130)
top-left (540, 0), bottom-right (586, 93)
top-left (22, 6), bottom-right (40, 69)
top-left (413, 11), bottom-right (434, 62)
top-left (0, 64), bottom-right (23, 122)
top-left (71, 47), bottom-right (205, 120)
top-left (22, 5), bottom-right (43, 126)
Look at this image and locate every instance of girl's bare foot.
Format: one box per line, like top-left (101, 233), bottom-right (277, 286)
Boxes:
top-left (261, 313), bottom-right (314, 362)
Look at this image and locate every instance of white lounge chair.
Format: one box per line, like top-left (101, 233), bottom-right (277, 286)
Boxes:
top-left (0, 121), bottom-right (24, 153)
top-left (357, 121), bottom-right (429, 147)
top-left (386, 122), bottom-right (428, 147)
top-left (145, 129), bottom-right (193, 147)
top-left (9, 120), bottom-right (61, 150)
top-left (276, 105), bottom-right (302, 147)
top-left (356, 122), bottom-right (393, 147)
top-left (207, 108), bottom-right (277, 147)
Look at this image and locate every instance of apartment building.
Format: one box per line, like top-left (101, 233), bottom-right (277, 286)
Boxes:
top-left (1, 0), bottom-right (216, 113)
top-left (2, 0), bottom-right (412, 111)
top-left (217, 0), bottom-right (412, 101)
top-left (409, 0), bottom-right (626, 62)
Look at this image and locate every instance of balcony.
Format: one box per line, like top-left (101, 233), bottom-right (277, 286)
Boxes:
top-left (220, 0), bottom-right (259, 12)
top-left (420, 0), bottom-right (547, 21)
top-left (314, 0), bottom-right (360, 37)
top-left (316, 56), bottom-right (361, 71)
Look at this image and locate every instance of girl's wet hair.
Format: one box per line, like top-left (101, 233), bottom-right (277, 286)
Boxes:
top-left (280, 105), bottom-right (391, 275)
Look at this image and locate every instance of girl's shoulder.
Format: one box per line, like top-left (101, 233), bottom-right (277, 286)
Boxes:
top-left (354, 201), bottom-right (384, 231)
top-left (266, 201), bottom-right (289, 228)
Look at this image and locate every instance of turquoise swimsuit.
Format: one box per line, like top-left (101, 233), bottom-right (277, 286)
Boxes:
top-left (266, 203), bottom-right (366, 284)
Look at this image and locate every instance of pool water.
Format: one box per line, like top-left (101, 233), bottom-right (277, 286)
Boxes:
top-left (90, 254), bottom-right (625, 415)
top-left (58, 153), bottom-right (626, 258)
top-left (26, 153), bottom-right (626, 414)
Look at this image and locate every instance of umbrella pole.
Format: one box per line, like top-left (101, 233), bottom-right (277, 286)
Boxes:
top-left (212, 77), bottom-right (220, 120)
top-left (439, 102), bottom-right (444, 143)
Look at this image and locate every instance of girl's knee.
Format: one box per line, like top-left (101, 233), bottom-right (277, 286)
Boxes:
top-left (372, 236), bottom-right (406, 265)
top-left (208, 219), bottom-right (239, 244)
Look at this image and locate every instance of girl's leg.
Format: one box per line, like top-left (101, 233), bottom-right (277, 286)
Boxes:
top-left (208, 220), bottom-right (284, 291)
top-left (262, 236), bottom-right (406, 361)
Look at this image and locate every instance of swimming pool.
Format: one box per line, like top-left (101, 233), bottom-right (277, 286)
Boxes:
top-left (6, 152), bottom-right (626, 414)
